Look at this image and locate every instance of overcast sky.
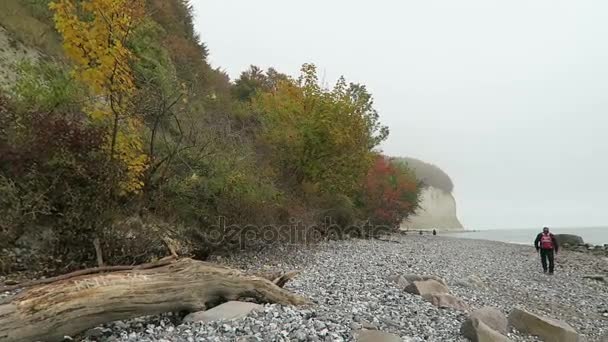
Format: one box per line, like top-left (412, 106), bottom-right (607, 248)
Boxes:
top-left (192, 0), bottom-right (608, 229)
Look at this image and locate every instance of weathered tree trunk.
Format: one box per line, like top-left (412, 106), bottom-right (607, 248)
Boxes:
top-left (0, 258), bottom-right (309, 342)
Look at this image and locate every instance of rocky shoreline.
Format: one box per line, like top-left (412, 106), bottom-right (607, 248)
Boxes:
top-left (2, 235), bottom-right (607, 341)
top-left (556, 233), bottom-right (608, 257)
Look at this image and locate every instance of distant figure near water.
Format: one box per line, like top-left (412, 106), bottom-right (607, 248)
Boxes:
top-left (432, 229), bottom-right (437, 236)
top-left (534, 227), bottom-right (559, 275)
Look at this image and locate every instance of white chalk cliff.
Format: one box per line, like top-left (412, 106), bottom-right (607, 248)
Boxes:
top-left (401, 186), bottom-right (463, 230)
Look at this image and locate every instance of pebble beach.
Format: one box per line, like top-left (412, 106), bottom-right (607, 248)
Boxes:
top-left (3, 234), bottom-right (607, 341)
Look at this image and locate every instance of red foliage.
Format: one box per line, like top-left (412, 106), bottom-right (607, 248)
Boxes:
top-left (0, 112), bottom-right (106, 177)
top-left (360, 155), bottom-right (420, 228)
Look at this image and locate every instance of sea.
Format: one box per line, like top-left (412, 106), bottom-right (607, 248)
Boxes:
top-left (443, 226), bottom-right (608, 246)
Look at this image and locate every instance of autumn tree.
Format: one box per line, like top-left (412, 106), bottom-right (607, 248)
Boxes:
top-left (49, 0), bottom-right (147, 194)
top-left (45, 0), bottom-right (148, 266)
top-left (2, 0), bottom-right (418, 274)
top-left (359, 155), bottom-right (421, 228)
top-left (254, 63), bottom-right (389, 196)
top-left (233, 66), bottom-right (289, 102)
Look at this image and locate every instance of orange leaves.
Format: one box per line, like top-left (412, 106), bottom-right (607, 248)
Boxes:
top-left (361, 155), bottom-right (421, 227)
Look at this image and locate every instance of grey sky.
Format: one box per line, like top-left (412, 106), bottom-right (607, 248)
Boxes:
top-left (192, 0), bottom-right (608, 229)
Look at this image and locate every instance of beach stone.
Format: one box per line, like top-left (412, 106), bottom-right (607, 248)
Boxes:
top-left (404, 279), bottom-right (449, 296)
top-left (555, 234), bottom-right (584, 247)
top-left (461, 307), bottom-right (508, 336)
top-left (582, 274), bottom-right (605, 282)
top-left (183, 301), bottom-right (263, 323)
top-left (236, 337), bottom-right (260, 342)
top-left (84, 327), bottom-right (107, 339)
top-left (508, 307), bottom-right (580, 342)
top-left (403, 274), bottom-right (447, 286)
top-left (464, 318), bottom-right (512, 342)
top-left (388, 274), bottom-right (410, 289)
top-left (360, 320), bottom-right (378, 330)
top-left (422, 293), bottom-right (468, 311)
top-left (354, 329), bottom-right (402, 342)
top-left (455, 275), bottom-right (487, 289)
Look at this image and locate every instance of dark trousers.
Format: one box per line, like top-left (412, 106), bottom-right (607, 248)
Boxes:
top-left (540, 249), bottom-right (554, 273)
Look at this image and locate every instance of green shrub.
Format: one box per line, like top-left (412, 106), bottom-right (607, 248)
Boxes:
top-left (10, 59), bottom-right (83, 113)
top-left (0, 174), bottom-right (52, 249)
top-left (315, 194), bottom-right (358, 236)
top-left (0, 97), bottom-right (127, 267)
top-left (21, 0), bottom-right (54, 22)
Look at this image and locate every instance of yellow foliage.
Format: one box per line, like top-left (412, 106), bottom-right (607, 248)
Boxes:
top-left (49, 0), bottom-right (143, 101)
top-left (115, 121), bottom-right (148, 195)
top-left (50, 0), bottom-right (148, 194)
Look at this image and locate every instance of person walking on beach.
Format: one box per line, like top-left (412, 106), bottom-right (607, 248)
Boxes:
top-left (534, 227), bottom-right (558, 274)
top-left (432, 229), bottom-right (437, 236)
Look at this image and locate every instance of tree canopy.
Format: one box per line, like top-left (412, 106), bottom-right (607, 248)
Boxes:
top-left (396, 157), bottom-right (454, 193)
top-left (0, 0), bottom-right (424, 271)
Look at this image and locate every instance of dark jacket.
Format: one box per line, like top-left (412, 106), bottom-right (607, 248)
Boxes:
top-left (534, 232), bottom-right (558, 252)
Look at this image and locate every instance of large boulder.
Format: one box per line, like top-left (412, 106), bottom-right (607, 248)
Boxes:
top-left (354, 330), bottom-right (403, 342)
top-left (183, 301), bottom-right (263, 323)
top-left (404, 279), bottom-right (449, 296)
top-left (422, 293), bottom-right (469, 311)
top-left (461, 307), bottom-right (509, 341)
top-left (554, 234), bottom-right (584, 247)
top-left (508, 307), bottom-right (580, 342)
top-left (464, 319), bottom-right (513, 342)
top-left (462, 307), bottom-right (508, 336)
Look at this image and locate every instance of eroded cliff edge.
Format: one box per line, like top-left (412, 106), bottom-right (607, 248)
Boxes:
top-left (397, 157), bottom-right (464, 230)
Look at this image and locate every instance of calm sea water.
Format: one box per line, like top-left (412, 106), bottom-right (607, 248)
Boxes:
top-left (444, 227), bottom-right (608, 246)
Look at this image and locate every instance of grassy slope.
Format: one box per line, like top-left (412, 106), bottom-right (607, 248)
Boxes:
top-left (0, 0), bottom-right (62, 57)
top-left (0, 0), bottom-right (64, 90)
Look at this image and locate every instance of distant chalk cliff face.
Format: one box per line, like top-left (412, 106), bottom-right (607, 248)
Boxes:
top-left (401, 186), bottom-right (463, 230)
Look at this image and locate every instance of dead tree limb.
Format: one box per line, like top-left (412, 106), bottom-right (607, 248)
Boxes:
top-left (0, 258), bottom-right (309, 342)
top-left (252, 270), bottom-right (301, 288)
top-left (0, 256), bottom-right (177, 293)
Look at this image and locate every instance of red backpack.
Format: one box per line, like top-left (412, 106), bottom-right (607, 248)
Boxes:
top-left (540, 233), bottom-right (554, 249)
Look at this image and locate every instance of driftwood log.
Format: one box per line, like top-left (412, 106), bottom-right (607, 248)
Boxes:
top-left (0, 258), bottom-right (309, 342)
